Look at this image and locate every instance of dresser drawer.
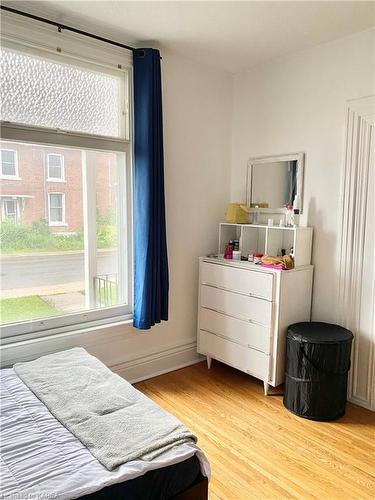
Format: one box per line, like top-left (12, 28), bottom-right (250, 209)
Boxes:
top-left (199, 330), bottom-right (269, 380)
top-left (201, 261), bottom-right (273, 300)
top-left (200, 307), bottom-right (271, 354)
top-left (200, 285), bottom-right (272, 327)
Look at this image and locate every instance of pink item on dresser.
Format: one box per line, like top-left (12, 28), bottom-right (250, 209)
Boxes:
top-left (260, 262), bottom-right (285, 270)
top-left (224, 245), bottom-right (233, 259)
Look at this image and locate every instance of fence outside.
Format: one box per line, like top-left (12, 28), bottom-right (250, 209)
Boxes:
top-left (94, 274), bottom-right (118, 307)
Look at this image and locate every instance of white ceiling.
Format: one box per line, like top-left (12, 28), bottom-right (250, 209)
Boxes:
top-left (3, 1), bottom-right (375, 73)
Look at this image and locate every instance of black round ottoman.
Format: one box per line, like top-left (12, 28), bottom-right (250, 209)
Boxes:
top-left (283, 322), bottom-right (353, 421)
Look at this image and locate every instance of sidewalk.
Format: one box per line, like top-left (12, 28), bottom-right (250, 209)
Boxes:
top-left (41, 291), bottom-right (86, 313)
top-left (0, 282), bottom-right (84, 300)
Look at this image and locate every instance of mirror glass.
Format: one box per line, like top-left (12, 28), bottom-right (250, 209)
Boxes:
top-left (247, 153), bottom-right (304, 212)
top-left (251, 161), bottom-right (297, 208)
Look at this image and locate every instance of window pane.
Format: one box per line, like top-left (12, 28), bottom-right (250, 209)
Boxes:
top-left (50, 207), bottom-right (62, 222)
top-left (1, 150), bottom-right (16, 175)
top-left (48, 155), bottom-right (62, 167)
top-left (2, 162), bottom-right (16, 176)
top-left (0, 141), bottom-right (128, 326)
top-left (50, 194), bottom-right (62, 208)
top-left (4, 200), bottom-right (17, 220)
top-left (2, 150), bottom-right (15, 164)
top-left (49, 165), bottom-right (62, 179)
top-left (1, 48), bottom-right (123, 138)
top-left (95, 151), bottom-right (122, 308)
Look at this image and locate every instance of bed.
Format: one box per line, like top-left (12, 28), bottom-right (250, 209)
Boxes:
top-left (0, 350), bottom-right (210, 500)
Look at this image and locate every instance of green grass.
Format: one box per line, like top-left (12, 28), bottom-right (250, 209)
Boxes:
top-left (98, 283), bottom-right (117, 306)
top-left (0, 296), bottom-right (59, 324)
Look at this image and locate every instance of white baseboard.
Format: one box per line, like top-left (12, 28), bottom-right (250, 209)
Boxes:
top-left (348, 394), bottom-right (374, 411)
top-left (111, 341), bottom-right (204, 383)
top-left (1, 325), bottom-right (204, 385)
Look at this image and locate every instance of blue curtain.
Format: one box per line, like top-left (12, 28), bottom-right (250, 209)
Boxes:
top-left (133, 48), bottom-right (169, 329)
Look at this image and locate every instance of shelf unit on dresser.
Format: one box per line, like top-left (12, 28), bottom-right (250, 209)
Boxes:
top-left (197, 223), bottom-right (314, 395)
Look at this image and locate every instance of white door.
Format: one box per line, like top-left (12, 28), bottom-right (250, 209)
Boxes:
top-left (360, 148), bottom-right (375, 410)
top-left (339, 96), bottom-right (375, 410)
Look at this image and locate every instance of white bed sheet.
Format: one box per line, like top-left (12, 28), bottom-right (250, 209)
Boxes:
top-left (0, 368), bottom-right (210, 500)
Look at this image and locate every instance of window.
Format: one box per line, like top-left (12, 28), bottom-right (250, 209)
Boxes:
top-left (2, 199), bottom-right (18, 222)
top-left (48, 192), bottom-right (65, 225)
top-left (1, 47), bottom-right (126, 138)
top-left (1, 149), bottom-right (18, 178)
top-left (47, 154), bottom-right (64, 181)
top-left (0, 24), bottom-right (132, 341)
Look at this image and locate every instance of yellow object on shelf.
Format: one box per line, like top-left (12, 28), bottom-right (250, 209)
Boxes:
top-left (225, 203), bottom-right (249, 224)
top-left (240, 203), bottom-right (269, 212)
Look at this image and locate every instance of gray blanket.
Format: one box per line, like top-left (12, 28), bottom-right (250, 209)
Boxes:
top-left (14, 348), bottom-right (196, 471)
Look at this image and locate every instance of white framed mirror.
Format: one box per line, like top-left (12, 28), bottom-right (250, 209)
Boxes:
top-left (246, 152), bottom-right (305, 213)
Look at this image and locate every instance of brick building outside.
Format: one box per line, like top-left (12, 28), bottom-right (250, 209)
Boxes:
top-left (0, 141), bottom-right (117, 233)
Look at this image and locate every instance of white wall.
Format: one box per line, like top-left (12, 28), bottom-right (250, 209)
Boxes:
top-left (147, 48), bottom-right (232, 359)
top-left (2, 49), bottom-right (232, 378)
top-left (230, 28), bottom-right (375, 322)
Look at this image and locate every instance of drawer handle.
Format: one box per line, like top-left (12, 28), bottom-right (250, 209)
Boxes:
top-left (203, 283), bottom-right (240, 294)
top-left (216, 308), bottom-right (229, 316)
top-left (201, 306), bottom-right (270, 328)
top-left (247, 344), bottom-right (268, 353)
top-left (247, 318), bottom-right (269, 327)
top-left (248, 292), bottom-right (271, 301)
top-left (206, 306), bottom-right (255, 323)
top-left (203, 305), bottom-right (228, 317)
top-left (203, 283), bottom-right (272, 302)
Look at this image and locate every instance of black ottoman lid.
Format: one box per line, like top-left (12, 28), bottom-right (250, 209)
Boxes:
top-left (287, 322), bottom-right (353, 344)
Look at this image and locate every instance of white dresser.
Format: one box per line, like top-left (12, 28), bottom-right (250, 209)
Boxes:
top-left (197, 254), bottom-right (313, 395)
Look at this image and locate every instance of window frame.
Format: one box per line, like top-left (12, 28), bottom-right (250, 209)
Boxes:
top-left (0, 149), bottom-right (20, 179)
top-left (0, 16), bottom-right (134, 342)
top-left (48, 192), bottom-right (66, 226)
top-left (47, 153), bottom-right (65, 182)
top-left (1, 40), bottom-right (129, 143)
top-left (1, 146), bottom-right (133, 342)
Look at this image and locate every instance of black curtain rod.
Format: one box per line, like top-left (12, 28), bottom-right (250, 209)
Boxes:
top-left (1, 5), bottom-right (136, 53)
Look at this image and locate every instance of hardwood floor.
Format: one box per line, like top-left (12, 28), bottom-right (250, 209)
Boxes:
top-left (136, 361), bottom-right (375, 500)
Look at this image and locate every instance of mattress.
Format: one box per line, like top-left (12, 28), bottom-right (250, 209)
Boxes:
top-left (0, 368), bottom-right (210, 499)
top-left (79, 455), bottom-right (202, 500)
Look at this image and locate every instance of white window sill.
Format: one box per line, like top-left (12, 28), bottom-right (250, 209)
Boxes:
top-left (47, 178), bottom-right (66, 183)
top-left (1, 315), bottom-right (133, 347)
top-left (0, 175), bottom-right (22, 180)
top-left (49, 222), bottom-right (68, 227)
